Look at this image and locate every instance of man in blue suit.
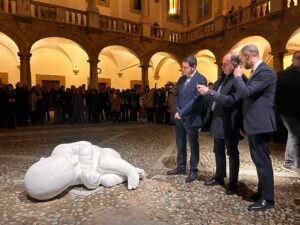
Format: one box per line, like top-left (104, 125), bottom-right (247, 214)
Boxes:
top-left (234, 44), bottom-right (276, 211)
top-left (167, 56), bottom-right (207, 183)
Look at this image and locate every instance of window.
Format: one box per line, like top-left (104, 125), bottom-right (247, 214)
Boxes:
top-left (168, 0), bottom-right (180, 16)
top-left (94, 0), bottom-right (110, 7)
top-left (168, 0), bottom-right (182, 22)
top-left (130, 0), bottom-right (142, 15)
top-left (198, 0), bottom-right (211, 22)
top-left (133, 0), bottom-right (142, 10)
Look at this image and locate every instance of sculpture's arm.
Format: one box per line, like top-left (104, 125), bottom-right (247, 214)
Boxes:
top-left (98, 156), bottom-right (140, 190)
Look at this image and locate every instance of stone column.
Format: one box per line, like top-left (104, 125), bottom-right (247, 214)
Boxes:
top-left (18, 51), bottom-right (32, 87)
top-left (86, 0), bottom-right (99, 28)
top-left (16, 0), bottom-right (31, 17)
top-left (270, 50), bottom-right (287, 72)
top-left (140, 63), bottom-right (149, 88)
top-left (88, 58), bottom-right (99, 90)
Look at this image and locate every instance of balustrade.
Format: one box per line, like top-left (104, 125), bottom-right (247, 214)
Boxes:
top-left (0, 0), bottom-right (299, 43)
top-left (99, 15), bottom-right (140, 35)
top-left (225, 0), bottom-right (270, 28)
top-left (31, 1), bottom-right (86, 26)
top-left (0, 0), bottom-right (16, 14)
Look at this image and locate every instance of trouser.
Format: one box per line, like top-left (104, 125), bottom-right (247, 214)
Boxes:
top-left (175, 118), bottom-right (200, 172)
top-left (282, 116), bottom-right (300, 168)
top-left (248, 133), bottom-right (274, 201)
top-left (213, 137), bottom-right (239, 184)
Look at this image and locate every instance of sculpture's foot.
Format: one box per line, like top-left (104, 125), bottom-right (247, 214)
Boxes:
top-left (127, 168), bottom-right (139, 190)
top-left (136, 168), bottom-right (146, 179)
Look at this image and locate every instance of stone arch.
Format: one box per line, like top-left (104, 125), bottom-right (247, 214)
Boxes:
top-left (284, 27), bottom-right (300, 69)
top-left (0, 23), bottom-right (25, 51)
top-left (0, 32), bottom-right (20, 85)
top-left (30, 37), bottom-right (89, 88)
top-left (98, 45), bottom-right (141, 90)
top-left (148, 52), bottom-right (181, 88)
top-left (193, 49), bottom-right (218, 83)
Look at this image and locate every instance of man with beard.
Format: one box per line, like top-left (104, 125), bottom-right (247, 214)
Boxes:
top-left (233, 44), bottom-right (276, 211)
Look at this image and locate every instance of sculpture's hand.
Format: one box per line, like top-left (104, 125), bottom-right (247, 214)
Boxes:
top-left (127, 168), bottom-right (139, 190)
top-left (136, 168), bottom-right (146, 179)
top-left (81, 169), bottom-right (101, 189)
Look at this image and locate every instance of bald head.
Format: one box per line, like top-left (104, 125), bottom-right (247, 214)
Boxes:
top-left (222, 52), bottom-right (239, 75)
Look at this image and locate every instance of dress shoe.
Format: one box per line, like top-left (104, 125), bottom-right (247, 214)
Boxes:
top-left (226, 185), bottom-right (237, 195)
top-left (185, 171), bottom-right (198, 183)
top-left (247, 199), bottom-right (275, 211)
top-left (167, 168), bottom-right (186, 175)
top-left (242, 192), bottom-right (261, 202)
top-left (204, 178), bottom-right (224, 186)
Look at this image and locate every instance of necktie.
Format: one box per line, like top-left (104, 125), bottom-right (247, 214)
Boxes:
top-left (184, 75), bottom-right (192, 88)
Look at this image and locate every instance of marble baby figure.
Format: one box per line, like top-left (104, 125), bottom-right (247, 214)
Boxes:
top-left (24, 141), bottom-right (145, 200)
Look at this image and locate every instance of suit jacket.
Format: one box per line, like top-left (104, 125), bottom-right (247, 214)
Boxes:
top-left (207, 73), bottom-right (246, 139)
top-left (234, 62), bottom-right (277, 135)
top-left (174, 71), bottom-right (207, 128)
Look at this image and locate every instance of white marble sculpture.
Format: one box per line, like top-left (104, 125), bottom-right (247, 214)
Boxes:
top-left (24, 141), bottom-right (145, 200)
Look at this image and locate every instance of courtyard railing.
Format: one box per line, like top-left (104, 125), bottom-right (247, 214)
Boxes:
top-left (0, 0), bottom-right (299, 43)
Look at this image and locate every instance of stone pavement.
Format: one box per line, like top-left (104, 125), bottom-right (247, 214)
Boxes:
top-left (0, 123), bottom-right (299, 225)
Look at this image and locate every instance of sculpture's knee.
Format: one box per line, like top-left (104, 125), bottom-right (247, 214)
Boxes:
top-left (100, 174), bottom-right (126, 187)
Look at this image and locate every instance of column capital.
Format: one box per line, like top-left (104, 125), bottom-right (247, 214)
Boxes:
top-left (87, 59), bottom-right (100, 64)
top-left (18, 52), bottom-right (32, 60)
top-left (139, 63), bottom-right (150, 70)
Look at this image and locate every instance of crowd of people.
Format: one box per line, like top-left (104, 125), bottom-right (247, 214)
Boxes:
top-left (0, 82), bottom-right (177, 129)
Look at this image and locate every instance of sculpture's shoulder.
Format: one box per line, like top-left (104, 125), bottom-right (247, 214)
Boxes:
top-left (92, 145), bottom-right (121, 159)
top-left (52, 141), bottom-right (92, 156)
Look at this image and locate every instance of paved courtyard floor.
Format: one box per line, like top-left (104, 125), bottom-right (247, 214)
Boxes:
top-left (0, 123), bottom-right (299, 225)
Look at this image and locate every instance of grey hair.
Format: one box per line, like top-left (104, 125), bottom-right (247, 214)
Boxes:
top-left (240, 44), bottom-right (259, 57)
top-left (183, 55), bottom-right (197, 67)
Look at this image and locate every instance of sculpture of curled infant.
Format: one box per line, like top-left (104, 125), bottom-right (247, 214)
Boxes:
top-left (24, 141), bottom-right (145, 200)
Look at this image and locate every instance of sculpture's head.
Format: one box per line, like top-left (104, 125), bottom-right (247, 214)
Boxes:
top-left (24, 156), bottom-right (76, 200)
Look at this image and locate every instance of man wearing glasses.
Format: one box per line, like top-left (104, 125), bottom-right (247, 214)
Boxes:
top-left (167, 56), bottom-right (207, 183)
top-left (197, 52), bottom-right (246, 195)
top-left (234, 44), bottom-right (277, 211)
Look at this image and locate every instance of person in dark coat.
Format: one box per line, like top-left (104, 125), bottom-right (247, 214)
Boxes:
top-left (197, 52), bottom-right (247, 195)
top-left (275, 50), bottom-right (300, 173)
top-left (234, 44), bottom-right (276, 211)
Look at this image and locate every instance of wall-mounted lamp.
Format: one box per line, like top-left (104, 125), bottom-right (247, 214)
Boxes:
top-left (97, 67), bottom-right (102, 75)
top-left (117, 72), bottom-right (123, 78)
top-left (73, 65), bottom-right (79, 75)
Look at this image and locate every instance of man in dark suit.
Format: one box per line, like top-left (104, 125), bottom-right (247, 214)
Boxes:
top-left (167, 56), bottom-right (207, 183)
top-left (234, 44), bottom-right (276, 211)
top-left (197, 53), bottom-right (246, 195)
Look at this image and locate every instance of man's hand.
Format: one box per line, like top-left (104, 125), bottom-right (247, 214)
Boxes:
top-left (239, 129), bottom-right (246, 137)
top-left (233, 65), bottom-right (243, 77)
top-left (197, 84), bottom-right (209, 95)
top-left (174, 112), bottom-right (181, 120)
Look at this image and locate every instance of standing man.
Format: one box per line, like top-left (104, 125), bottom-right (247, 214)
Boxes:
top-left (197, 53), bottom-right (246, 195)
top-left (275, 50), bottom-right (300, 174)
top-left (167, 56), bottom-right (207, 183)
top-left (234, 44), bottom-right (276, 211)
